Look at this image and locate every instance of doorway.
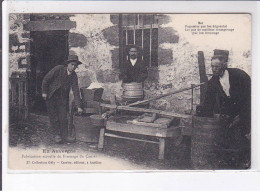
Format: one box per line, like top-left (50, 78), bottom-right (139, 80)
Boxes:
top-left (30, 30), bottom-right (69, 114)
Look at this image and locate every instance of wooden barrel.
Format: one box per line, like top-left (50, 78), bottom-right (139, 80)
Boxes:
top-left (191, 116), bottom-right (228, 169)
top-left (122, 82), bottom-right (144, 99)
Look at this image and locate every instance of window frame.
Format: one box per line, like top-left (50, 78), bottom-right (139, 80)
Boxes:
top-left (119, 14), bottom-right (159, 68)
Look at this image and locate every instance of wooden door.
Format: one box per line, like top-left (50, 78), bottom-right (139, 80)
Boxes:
top-left (30, 30), bottom-right (69, 113)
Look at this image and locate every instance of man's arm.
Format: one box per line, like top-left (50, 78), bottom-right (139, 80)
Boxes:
top-left (42, 65), bottom-right (62, 99)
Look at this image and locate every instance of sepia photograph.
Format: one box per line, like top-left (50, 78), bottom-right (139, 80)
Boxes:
top-left (8, 13), bottom-right (251, 171)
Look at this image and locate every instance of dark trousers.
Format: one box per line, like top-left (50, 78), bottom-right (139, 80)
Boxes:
top-left (46, 89), bottom-right (69, 139)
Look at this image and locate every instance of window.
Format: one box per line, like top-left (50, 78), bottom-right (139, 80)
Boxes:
top-left (120, 14), bottom-right (159, 67)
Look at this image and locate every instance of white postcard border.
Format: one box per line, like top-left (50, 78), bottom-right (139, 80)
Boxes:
top-left (2, 0), bottom-right (260, 190)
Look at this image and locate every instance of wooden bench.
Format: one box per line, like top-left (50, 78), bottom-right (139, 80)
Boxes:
top-left (98, 116), bottom-right (182, 160)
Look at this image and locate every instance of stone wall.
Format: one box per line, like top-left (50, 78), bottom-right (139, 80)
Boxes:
top-left (8, 14), bottom-right (251, 115)
top-left (68, 14), bottom-right (122, 100)
top-left (144, 14), bottom-right (201, 113)
top-left (145, 14), bottom-right (251, 114)
top-left (9, 14), bottom-right (31, 77)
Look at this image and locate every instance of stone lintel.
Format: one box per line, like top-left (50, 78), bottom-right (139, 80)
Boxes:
top-left (24, 20), bottom-right (76, 31)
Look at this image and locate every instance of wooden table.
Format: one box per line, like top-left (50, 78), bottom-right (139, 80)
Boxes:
top-left (98, 115), bottom-right (182, 160)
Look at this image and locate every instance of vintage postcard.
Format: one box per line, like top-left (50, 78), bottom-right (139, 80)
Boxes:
top-left (7, 13), bottom-right (251, 171)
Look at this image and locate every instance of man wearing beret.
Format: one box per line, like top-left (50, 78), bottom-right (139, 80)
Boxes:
top-left (42, 55), bottom-right (83, 144)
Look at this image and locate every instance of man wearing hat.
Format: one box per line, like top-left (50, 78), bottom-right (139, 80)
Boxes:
top-left (42, 54), bottom-right (83, 143)
top-left (120, 45), bottom-right (148, 83)
top-left (199, 50), bottom-right (251, 167)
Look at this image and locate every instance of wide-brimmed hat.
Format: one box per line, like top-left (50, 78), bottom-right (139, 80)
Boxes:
top-left (65, 55), bottom-right (82, 65)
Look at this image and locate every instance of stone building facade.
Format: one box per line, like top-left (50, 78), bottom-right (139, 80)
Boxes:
top-left (9, 14), bottom-right (251, 114)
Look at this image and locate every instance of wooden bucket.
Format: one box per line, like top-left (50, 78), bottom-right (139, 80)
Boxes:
top-left (74, 115), bottom-right (101, 143)
top-left (191, 116), bottom-right (228, 169)
top-left (122, 82), bottom-right (144, 99)
top-left (80, 87), bottom-right (104, 102)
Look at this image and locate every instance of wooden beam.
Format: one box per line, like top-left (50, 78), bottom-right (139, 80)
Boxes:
top-left (106, 120), bottom-right (182, 137)
top-left (105, 133), bottom-right (159, 144)
top-left (198, 51), bottom-right (208, 104)
top-left (127, 82), bottom-right (205, 107)
top-left (158, 138), bottom-right (166, 160)
top-left (100, 103), bottom-right (191, 119)
top-left (98, 128), bottom-right (105, 150)
top-left (24, 20), bottom-right (76, 31)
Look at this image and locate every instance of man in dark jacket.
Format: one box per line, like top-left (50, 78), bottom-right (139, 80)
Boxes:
top-left (120, 45), bottom-right (148, 83)
top-left (42, 55), bottom-right (83, 143)
top-left (202, 55), bottom-right (251, 132)
top-left (200, 54), bottom-right (251, 167)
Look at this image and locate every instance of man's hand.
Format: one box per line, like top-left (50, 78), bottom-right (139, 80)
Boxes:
top-left (42, 93), bottom-right (47, 100)
top-left (229, 115), bottom-right (240, 129)
top-left (77, 107), bottom-right (83, 115)
top-left (101, 110), bottom-right (115, 119)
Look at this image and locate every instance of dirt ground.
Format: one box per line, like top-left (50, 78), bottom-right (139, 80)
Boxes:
top-left (9, 113), bottom-right (192, 170)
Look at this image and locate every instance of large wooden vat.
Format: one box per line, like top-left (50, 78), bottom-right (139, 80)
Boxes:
top-left (191, 116), bottom-right (228, 169)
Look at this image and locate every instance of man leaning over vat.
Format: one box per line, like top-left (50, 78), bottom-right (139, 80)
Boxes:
top-left (197, 51), bottom-right (251, 165)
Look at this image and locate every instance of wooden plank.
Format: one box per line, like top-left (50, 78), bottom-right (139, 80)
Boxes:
top-left (119, 14), bottom-right (123, 70)
top-left (127, 120), bottom-right (168, 128)
top-left (106, 120), bottom-right (182, 137)
top-left (100, 103), bottom-right (191, 119)
top-left (105, 133), bottom-right (159, 144)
